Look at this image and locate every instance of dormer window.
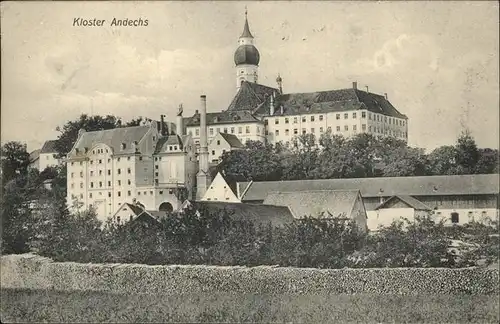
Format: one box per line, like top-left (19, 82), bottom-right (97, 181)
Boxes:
top-left (121, 143), bottom-right (126, 150)
top-left (75, 148), bottom-right (80, 154)
top-left (84, 147), bottom-right (89, 153)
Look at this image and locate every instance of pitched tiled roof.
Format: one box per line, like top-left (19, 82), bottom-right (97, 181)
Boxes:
top-left (254, 88), bottom-right (407, 119)
top-left (375, 195), bottom-right (432, 211)
top-left (154, 134), bottom-right (185, 154)
top-left (184, 109), bottom-right (262, 127)
top-left (125, 203), bottom-right (144, 216)
top-left (227, 81), bottom-right (278, 112)
top-left (263, 190), bottom-right (361, 219)
top-left (69, 126), bottom-right (151, 157)
top-left (239, 174), bottom-right (500, 202)
top-left (191, 201), bottom-right (294, 227)
top-left (29, 149), bottom-right (41, 162)
top-left (40, 140), bottom-right (58, 154)
top-left (219, 171), bottom-right (248, 196)
top-left (219, 133), bottom-right (244, 148)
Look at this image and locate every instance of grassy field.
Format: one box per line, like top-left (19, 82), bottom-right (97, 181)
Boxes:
top-left (1, 288), bottom-right (499, 323)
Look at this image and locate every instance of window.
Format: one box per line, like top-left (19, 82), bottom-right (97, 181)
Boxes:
top-left (121, 143), bottom-right (126, 150)
top-left (99, 170), bottom-right (102, 176)
top-left (80, 194), bottom-right (83, 199)
top-left (223, 128), bottom-right (228, 133)
top-left (155, 172), bottom-right (159, 176)
top-left (155, 165), bottom-right (158, 170)
top-left (352, 112), bottom-right (357, 119)
top-left (128, 190), bottom-right (131, 196)
top-left (195, 128), bottom-right (199, 136)
top-left (90, 171), bottom-right (94, 176)
top-left (384, 116), bottom-right (387, 123)
top-left (71, 183), bottom-right (75, 189)
top-left (117, 158), bottom-right (120, 162)
top-left (118, 180), bottom-right (121, 185)
top-left (319, 115), bottom-right (323, 121)
top-left (230, 127), bottom-right (235, 134)
top-left (275, 119), bottom-right (279, 125)
top-left (285, 118), bottom-right (289, 124)
top-left (302, 116), bottom-right (306, 122)
top-left (311, 116), bottom-right (315, 122)
top-left (127, 168), bottom-right (131, 174)
top-left (209, 128), bottom-right (214, 135)
top-left (108, 181), bottom-right (111, 186)
top-left (71, 172), bottom-right (74, 178)
top-left (99, 181), bottom-right (102, 188)
top-left (468, 211), bottom-right (474, 223)
top-left (89, 193), bottom-right (92, 198)
top-left (99, 159), bottom-right (102, 164)
top-left (275, 130), bottom-right (279, 136)
top-left (336, 114), bottom-right (340, 120)
top-left (80, 161), bottom-right (83, 166)
top-left (107, 170), bottom-right (111, 176)
top-left (293, 117), bottom-right (298, 124)
top-left (139, 157), bottom-right (143, 161)
top-left (451, 212), bottom-right (459, 224)
top-left (118, 191), bottom-right (121, 197)
top-left (246, 126), bottom-right (250, 134)
top-left (302, 128), bottom-right (306, 135)
top-left (238, 127), bottom-right (242, 134)
top-left (217, 140), bottom-right (220, 145)
top-left (361, 111), bottom-right (366, 118)
top-left (127, 157), bottom-right (131, 161)
top-left (117, 169), bottom-right (121, 175)
top-left (311, 128), bottom-right (315, 133)
top-left (212, 150), bottom-right (215, 155)
top-left (80, 182), bottom-right (83, 188)
top-left (128, 179), bottom-right (131, 185)
top-left (362, 124), bottom-right (366, 131)
top-left (320, 127), bottom-right (324, 133)
top-left (90, 182), bottom-right (94, 188)
top-left (285, 129), bottom-right (290, 136)
top-left (336, 126), bottom-right (340, 131)
top-left (344, 125), bottom-right (349, 131)
top-left (369, 113), bottom-right (372, 120)
top-left (294, 129), bottom-right (298, 135)
top-left (159, 190), bottom-right (163, 194)
top-left (353, 125), bottom-right (357, 131)
top-left (344, 113), bottom-right (348, 119)
top-left (108, 192), bottom-right (111, 197)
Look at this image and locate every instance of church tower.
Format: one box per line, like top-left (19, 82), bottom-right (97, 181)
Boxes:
top-left (234, 9), bottom-right (260, 92)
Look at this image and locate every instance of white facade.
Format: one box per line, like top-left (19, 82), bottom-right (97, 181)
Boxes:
top-left (208, 132), bottom-right (244, 163)
top-left (66, 122), bottom-right (197, 224)
top-left (202, 172), bottom-right (240, 203)
top-left (39, 153), bottom-right (60, 170)
top-left (187, 122), bottom-right (265, 148)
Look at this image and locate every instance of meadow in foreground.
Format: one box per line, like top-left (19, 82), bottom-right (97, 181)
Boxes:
top-left (1, 288), bottom-right (499, 323)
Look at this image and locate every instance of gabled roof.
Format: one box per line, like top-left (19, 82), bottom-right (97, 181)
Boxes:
top-left (70, 125), bottom-right (151, 156)
top-left (218, 171), bottom-right (248, 197)
top-left (40, 140), bottom-right (58, 154)
top-left (263, 190), bottom-right (362, 219)
top-left (254, 88), bottom-right (407, 119)
top-left (154, 134), bottom-right (186, 154)
top-left (227, 81), bottom-right (278, 112)
top-left (184, 109), bottom-right (262, 127)
top-left (218, 133), bottom-right (244, 148)
top-left (375, 195), bottom-right (432, 211)
top-left (29, 149), bottom-right (41, 163)
top-left (239, 174), bottom-right (500, 202)
top-left (187, 201), bottom-right (294, 227)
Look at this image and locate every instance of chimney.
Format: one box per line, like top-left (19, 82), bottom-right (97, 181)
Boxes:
top-left (196, 95), bottom-right (212, 200)
top-left (270, 93), bottom-right (275, 116)
top-left (365, 86), bottom-right (369, 93)
top-left (384, 93), bottom-right (388, 100)
top-left (352, 81), bottom-right (357, 90)
top-left (160, 114), bottom-right (165, 136)
top-left (176, 104), bottom-right (184, 135)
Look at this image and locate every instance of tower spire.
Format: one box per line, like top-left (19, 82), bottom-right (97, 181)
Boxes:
top-left (240, 7), bottom-right (253, 38)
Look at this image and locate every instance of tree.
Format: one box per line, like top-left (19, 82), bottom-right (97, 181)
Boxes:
top-left (454, 130), bottom-right (480, 174)
top-left (219, 140), bottom-right (283, 181)
top-left (1, 141), bottom-right (30, 184)
top-left (427, 145), bottom-right (457, 175)
top-left (282, 134), bottom-right (321, 180)
top-left (475, 148), bottom-right (499, 174)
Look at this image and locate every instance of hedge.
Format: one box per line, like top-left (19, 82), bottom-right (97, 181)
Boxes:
top-left (1, 254), bottom-right (498, 295)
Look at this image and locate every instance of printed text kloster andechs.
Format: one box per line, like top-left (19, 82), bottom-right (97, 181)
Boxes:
top-left (73, 18), bottom-right (149, 27)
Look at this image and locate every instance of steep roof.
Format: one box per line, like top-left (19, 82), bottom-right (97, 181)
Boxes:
top-left (239, 174), bottom-right (500, 202)
top-left (240, 14), bottom-right (254, 38)
top-left (29, 149), bottom-right (41, 163)
top-left (227, 81), bottom-right (279, 112)
top-left (219, 133), bottom-right (244, 148)
top-left (375, 195), bottom-right (432, 211)
top-left (154, 134), bottom-right (185, 153)
top-left (263, 190), bottom-right (361, 219)
top-left (184, 109), bottom-right (262, 127)
top-left (188, 201), bottom-right (294, 227)
top-left (40, 140), bottom-right (58, 154)
top-left (254, 88), bottom-right (407, 119)
top-left (70, 125), bottom-right (151, 156)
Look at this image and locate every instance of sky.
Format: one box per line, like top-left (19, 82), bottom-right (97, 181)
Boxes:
top-left (1, 1), bottom-right (499, 152)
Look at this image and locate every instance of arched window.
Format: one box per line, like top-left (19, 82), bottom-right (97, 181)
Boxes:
top-left (451, 212), bottom-right (459, 224)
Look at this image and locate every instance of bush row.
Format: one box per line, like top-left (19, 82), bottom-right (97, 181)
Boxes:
top-left (2, 254), bottom-right (498, 295)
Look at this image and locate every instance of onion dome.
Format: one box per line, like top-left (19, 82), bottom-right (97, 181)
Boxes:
top-left (234, 45), bottom-right (260, 66)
